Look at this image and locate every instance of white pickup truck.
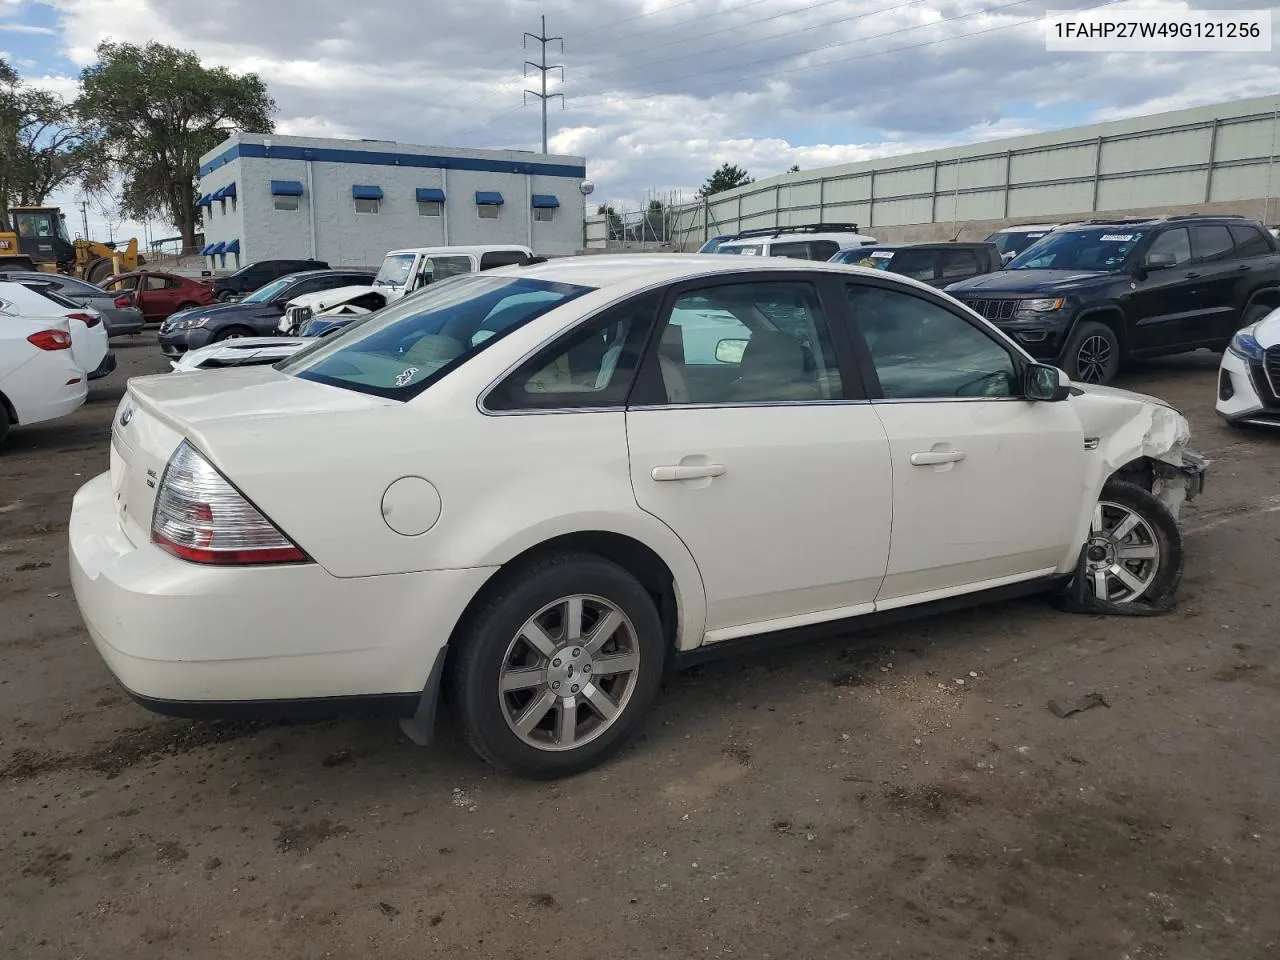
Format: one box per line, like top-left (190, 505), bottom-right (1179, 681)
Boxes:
top-left (278, 245), bottom-right (536, 335)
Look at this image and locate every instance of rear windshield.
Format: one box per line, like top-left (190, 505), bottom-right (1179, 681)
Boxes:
top-left (23, 283), bottom-right (81, 310)
top-left (279, 275), bottom-right (593, 400)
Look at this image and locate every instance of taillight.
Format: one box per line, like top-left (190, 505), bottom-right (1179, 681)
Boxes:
top-left (114, 295), bottom-right (132, 308)
top-left (27, 329), bottom-right (73, 350)
top-left (151, 441), bottom-right (308, 565)
top-left (68, 311), bottom-right (101, 328)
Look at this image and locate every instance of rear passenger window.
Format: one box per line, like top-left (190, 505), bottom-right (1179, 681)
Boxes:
top-left (1190, 225), bottom-right (1234, 263)
top-left (886, 248), bottom-right (935, 281)
top-left (1229, 225), bottom-right (1271, 258)
top-left (939, 249), bottom-right (979, 279)
top-left (809, 240), bottom-right (839, 260)
top-left (486, 293), bottom-right (660, 410)
top-left (480, 250), bottom-right (530, 270)
top-left (646, 281), bottom-right (844, 405)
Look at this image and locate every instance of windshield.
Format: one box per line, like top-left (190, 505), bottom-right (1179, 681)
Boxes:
top-left (374, 254), bottom-right (417, 287)
top-left (280, 275), bottom-right (592, 400)
top-left (1006, 228), bottom-right (1147, 272)
top-left (242, 277), bottom-right (294, 303)
top-left (697, 237), bottom-right (728, 253)
top-left (15, 211), bottom-right (71, 242)
top-left (715, 244), bottom-right (764, 256)
top-left (988, 230), bottom-right (1050, 257)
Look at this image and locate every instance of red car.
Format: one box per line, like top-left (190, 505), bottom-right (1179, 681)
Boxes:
top-left (102, 270), bottom-right (216, 324)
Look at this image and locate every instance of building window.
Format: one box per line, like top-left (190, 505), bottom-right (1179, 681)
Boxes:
top-left (355, 197), bottom-right (380, 215)
top-left (533, 207), bottom-right (555, 223)
top-left (478, 205), bottom-right (499, 220)
top-left (274, 195), bottom-right (300, 212)
top-left (418, 200), bottom-right (443, 218)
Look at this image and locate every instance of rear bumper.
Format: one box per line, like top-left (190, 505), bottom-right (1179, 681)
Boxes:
top-left (68, 471), bottom-right (496, 712)
top-left (88, 351), bottom-right (117, 380)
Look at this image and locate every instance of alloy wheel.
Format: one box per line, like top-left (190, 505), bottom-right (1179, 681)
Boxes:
top-left (1084, 500), bottom-right (1161, 603)
top-left (498, 594), bottom-right (641, 752)
top-left (1075, 334), bottom-right (1113, 383)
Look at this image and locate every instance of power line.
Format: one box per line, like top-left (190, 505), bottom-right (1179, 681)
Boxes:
top-left (524, 15), bottom-right (565, 154)
top-left (573, 0), bottom-right (775, 43)
top-left (571, 0), bottom-right (932, 86)
top-left (445, 0), bottom-right (1128, 140)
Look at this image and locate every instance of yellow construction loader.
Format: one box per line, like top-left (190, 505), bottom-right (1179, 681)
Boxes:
top-left (0, 205), bottom-right (143, 282)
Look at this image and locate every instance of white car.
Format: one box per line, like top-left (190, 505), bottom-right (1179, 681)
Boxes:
top-left (0, 314), bottom-right (87, 450)
top-left (1216, 305), bottom-right (1280, 428)
top-left (713, 225), bottom-right (876, 260)
top-left (170, 336), bottom-right (312, 372)
top-left (69, 255), bottom-right (1206, 779)
top-left (277, 285), bottom-right (389, 335)
top-left (0, 280), bottom-right (111, 379)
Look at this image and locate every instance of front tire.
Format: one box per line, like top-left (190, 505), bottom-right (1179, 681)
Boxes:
top-left (213, 326), bottom-right (253, 342)
top-left (449, 553), bottom-right (665, 779)
top-left (1063, 320), bottom-right (1122, 385)
top-left (1053, 480), bottom-right (1184, 616)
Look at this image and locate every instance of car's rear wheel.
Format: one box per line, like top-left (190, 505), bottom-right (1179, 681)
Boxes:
top-left (1054, 480), bottom-right (1183, 615)
top-left (176, 301), bottom-right (198, 312)
top-left (1064, 320), bottom-right (1121, 385)
top-left (449, 554), bottom-right (665, 779)
top-left (217, 291), bottom-right (237, 303)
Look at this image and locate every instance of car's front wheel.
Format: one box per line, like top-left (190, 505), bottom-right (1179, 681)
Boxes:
top-left (1063, 320), bottom-right (1122, 385)
top-left (449, 554), bottom-right (665, 779)
top-left (1055, 480), bottom-right (1184, 615)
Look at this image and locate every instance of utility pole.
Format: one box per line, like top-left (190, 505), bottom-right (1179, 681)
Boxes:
top-left (523, 15), bottom-right (564, 155)
top-left (79, 200), bottom-right (89, 239)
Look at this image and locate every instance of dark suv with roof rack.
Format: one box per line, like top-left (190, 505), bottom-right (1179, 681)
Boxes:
top-left (943, 214), bottom-right (1280, 384)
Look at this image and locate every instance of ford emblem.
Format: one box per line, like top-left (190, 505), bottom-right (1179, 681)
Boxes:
top-left (119, 406), bottom-right (134, 427)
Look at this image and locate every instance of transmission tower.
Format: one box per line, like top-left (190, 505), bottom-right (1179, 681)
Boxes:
top-left (523, 15), bottom-right (564, 155)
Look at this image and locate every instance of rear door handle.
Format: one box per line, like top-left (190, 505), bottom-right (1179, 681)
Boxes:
top-left (1237, 263), bottom-right (1252, 271)
top-left (651, 463), bottom-right (726, 482)
top-left (1184, 271), bottom-right (1201, 279)
top-left (910, 450), bottom-right (966, 466)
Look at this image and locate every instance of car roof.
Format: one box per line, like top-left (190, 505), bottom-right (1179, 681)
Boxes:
top-left (485, 253), bottom-right (941, 295)
top-left (992, 223), bottom-right (1060, 233)
top-left (718, 232), bottom-right (873, 247)
top-left (385, 245), bottom-right (533, 257)
top-left (283, 269), bottom-right (375, 279)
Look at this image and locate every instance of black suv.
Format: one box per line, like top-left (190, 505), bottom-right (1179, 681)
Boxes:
top-left (831, 241), bottom-right (1002, 286)
top-left (944, 215), bottom-right (1280, 384)
top-left (212, 259), bottom-right (330, 301)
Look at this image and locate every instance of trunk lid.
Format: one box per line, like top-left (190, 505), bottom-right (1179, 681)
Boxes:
top-left (109, 367), bottom-right (391, 546)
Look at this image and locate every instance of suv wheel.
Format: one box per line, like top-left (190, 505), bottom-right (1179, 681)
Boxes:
top-left (449, 553), bottom-right (665, 779)
top-left (1064, 320), bottom-right (1121, 385)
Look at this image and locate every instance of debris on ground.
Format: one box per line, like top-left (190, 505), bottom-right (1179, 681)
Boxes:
top-left (1048, 692), bottom-right (1110, 718)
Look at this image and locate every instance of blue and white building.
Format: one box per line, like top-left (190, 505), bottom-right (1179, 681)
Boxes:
top-left (196, 133), bottom-right (590, 269)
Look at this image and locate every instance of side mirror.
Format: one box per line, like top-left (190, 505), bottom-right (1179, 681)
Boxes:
top-left (1144, 251), bottom-right (1176, 272)
top-left (1024, 363), bottom-right (1071, 402)
top-left (715, 338), bottom-right (747, 364)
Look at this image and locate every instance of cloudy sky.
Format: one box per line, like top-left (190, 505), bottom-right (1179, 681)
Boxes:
top-left (2, 0), bottom-right (1278, 242)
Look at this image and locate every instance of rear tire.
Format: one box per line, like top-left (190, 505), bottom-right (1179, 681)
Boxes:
top-left (1051, 480), bottom-right (1183, 616)
top-left (0, 405), bottom-right (10, 454)
top-left (217, 291), bottom-right (237, 303)
top-left (176, 301), bottom-right (198, 312)
top-left (448, 553), bottom-right (666, 779)
top-left (1063, 320), bottom-right (1122, 385)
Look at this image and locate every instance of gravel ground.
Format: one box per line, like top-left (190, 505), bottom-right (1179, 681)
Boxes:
top-left (1, 337), bottom-right (1278, 960)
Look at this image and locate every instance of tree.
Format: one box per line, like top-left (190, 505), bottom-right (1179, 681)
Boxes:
top-left (76, 41), bottom-right (275, 249)
top-left (596, 204), bottom-right (623, 240)
top-left (697, 162), bottom-right (753, 199)
top-left (787, 164), bottom-right (800, 173)
top-left (0, 56), bottom-right (102, 226)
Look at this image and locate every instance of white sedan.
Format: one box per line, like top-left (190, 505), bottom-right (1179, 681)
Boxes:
top-left (69, 255), bottom-right (1206, 779)
top-left (0, 279), bottom-right (111, 380)
top-left (1216, 305), bottom-right (1280, 428)
top-left (0, 314), bottom-right (87, 450)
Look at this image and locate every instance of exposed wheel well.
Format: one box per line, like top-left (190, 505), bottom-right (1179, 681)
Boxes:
top-left (445, 531), bottom-right (680, 662)
top-left (1110, 456), bottom-right (1155, 489)
top-left (1075, 308), bottom-right (1128, 353)
top-left (1245, 288), bottom-right (1280, 313)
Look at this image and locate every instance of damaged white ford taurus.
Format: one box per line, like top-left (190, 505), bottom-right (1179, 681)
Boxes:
top-left (69, 255), bottom-right (1206, 779)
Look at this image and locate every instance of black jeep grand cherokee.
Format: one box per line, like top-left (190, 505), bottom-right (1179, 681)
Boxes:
top-left (945, 215), bottom-right (1280, 384)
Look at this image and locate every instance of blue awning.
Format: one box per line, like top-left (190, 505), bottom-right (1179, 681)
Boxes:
top-left (416, 187), bottom-right (446, 202)
top-left (210, 241), bottom-right (227, 255)
top-left (531, 194), bottom-right (560, 209)
top-left (200, 243), bottom-right (217, 255)
top-left (270, 180), bottom-right (304, 197)
top-left (475, 191), bottom-right (504, 206)
top-left (197, 193), bottom-right (213, 207)
top-left (225, 239), bottom-right (240, 254)
top-left (352, 184), bottom-right (383, 200)
top-left (211, 182), bottom-right (236, 201)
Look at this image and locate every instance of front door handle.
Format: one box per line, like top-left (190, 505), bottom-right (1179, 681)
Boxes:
top-left (910, 450), bottom-right (966, 466)
top-left (651, 463), bottom-right (726, 482)
top-left (1184, 271), bottom-right (1201, 279)
top-left (1238, 263), bottom-right (1252, 271)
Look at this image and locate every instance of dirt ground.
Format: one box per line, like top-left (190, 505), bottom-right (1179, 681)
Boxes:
top-left (2, 337), bottom-right (1278, 960)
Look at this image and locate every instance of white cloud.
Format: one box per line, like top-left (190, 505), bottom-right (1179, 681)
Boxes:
top-left (17, 0), bottom-right (1280, 227)
top-left (0, 22), bottom-right (55, 33)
